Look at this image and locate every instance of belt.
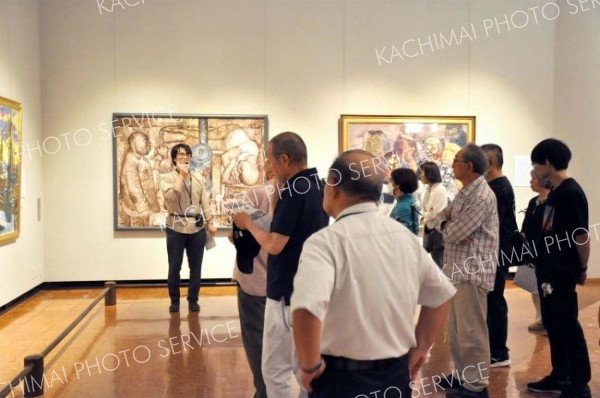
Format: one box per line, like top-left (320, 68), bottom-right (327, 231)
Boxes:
top-left (322, 354), bottom-right (408, 371)
top-left (169, 213), bottom-right (200, 218)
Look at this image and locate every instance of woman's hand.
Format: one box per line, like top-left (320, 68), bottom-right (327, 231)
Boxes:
top-left (207, 223), bottom-right (217, 237)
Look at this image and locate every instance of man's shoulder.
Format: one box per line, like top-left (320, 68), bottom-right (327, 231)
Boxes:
top-left (560, 178), bottom-right (586, 196)
top-left (334, 211), bottom-right (408, 235)
top-left (291, 173), bottom-right (323, 195)
top-left (470, 182), bottom-right (498, 209)
top-left (552, 179), bottom-right (588, 211)
top-left (489, 176), bottom-right (514, 194)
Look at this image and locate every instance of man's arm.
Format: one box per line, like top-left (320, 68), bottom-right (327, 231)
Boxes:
top-left (575, 233), bottom-right (590, 285)
top-left (443, 197), bottom-right (494, 243)
top-left (575, 233), bottom-right (590, 266)
top-left (160, 172), bottom-right (185, 202)
top-left (233, 212), bottom-right (289, 255)
top-left (245, 218), bottom-right (289, 255)
top-left (291, 235), bottom-right (334, 391)
top-left (293, 310), bottom-right (325, 392)
top-left (408, 301), bottom-right (451, 380)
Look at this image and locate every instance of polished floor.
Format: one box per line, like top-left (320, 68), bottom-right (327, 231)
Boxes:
top-left (0, 282), bottom-right (598, 398)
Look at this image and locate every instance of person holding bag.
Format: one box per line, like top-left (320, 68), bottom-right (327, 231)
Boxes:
top-left (419, 162), bottom-right (447, 267)
top-left (517, 170), bottom-right (551, 331)
top-left (160, 143), bottom-right (217, 313)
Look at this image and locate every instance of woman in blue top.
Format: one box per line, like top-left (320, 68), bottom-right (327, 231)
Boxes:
top-left (389, 168), bottom-right (420, 235)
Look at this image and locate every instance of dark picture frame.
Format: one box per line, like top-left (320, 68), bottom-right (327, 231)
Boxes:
top-left (112, 113), bottom-right (268, 230)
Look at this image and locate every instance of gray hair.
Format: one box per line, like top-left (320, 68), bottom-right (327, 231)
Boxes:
top-left (462, 144), bottom-right (488, 175)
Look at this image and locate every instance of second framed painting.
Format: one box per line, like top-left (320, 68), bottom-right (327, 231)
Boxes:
top-left (113, 114), bottom-right (268, 230)
top-left (340, 115), bottom-right (475, 198)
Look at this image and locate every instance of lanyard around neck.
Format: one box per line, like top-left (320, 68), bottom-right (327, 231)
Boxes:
top-left (182, 176), bottom-right (192, 202)
top-left (335, 211), bottom-right (367, 223)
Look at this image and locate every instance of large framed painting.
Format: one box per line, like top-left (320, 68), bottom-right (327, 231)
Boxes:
top-left (340, 115), bottom-right (475, 198)
top-left (113, 114), bottom-right (268, 230)
top-left (0, 96), bottom-right (23, 244)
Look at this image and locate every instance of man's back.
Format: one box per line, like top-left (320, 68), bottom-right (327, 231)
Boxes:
top-left (293, 202), bottom-right (454, 360)
top-left (268, 168), bottom-right (329, 304)
top-left (488, 176), bottom-right (518, 265)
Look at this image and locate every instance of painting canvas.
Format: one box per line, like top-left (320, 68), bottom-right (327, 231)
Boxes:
top-left (113, 114), bottom-right (267, 230)
top-left (340, 115), bottom-right (475, 198)
top-left (0, 96), bottom-right (22, 244)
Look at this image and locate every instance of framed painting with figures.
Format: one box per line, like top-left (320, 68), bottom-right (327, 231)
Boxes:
top-left (339, 115), bottom-right (475, 198)
top-left (0, 96), bottom-right (22, 244)
top-left (113, 113), bottom-right (268, 230)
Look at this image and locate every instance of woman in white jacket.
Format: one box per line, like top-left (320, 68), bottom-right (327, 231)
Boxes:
top-left (419, 161), bottom-right (447, 267)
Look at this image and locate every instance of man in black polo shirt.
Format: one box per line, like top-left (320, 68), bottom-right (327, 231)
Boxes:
top-left (481, 144), bottom-right (518, 368)
top-left (234, 132), bottom-right (329, 398)
top-left (526, 139), bottom-right (591, 398)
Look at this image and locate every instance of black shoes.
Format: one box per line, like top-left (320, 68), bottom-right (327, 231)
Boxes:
top-left (527, 375), bottom-right (569, 394)
top-left (559, 385), bottom-right (591, 398)
top-left (170, 301), bottom-right (199, 312)
top-left (438, 373), bottom-right (463, 390)
top-left (490, 353), bottom-right (511, 368)
top-left (446, 387), bottom-right (489, 398)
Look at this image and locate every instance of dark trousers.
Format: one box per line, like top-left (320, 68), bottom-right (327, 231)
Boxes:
top-left (487, 267), bottom-right (509, 358)
top-left (166, 228), bottom-right (206, 303)
top-left (539, 283), bottom-right (591, 386)
top-left (309, 356), bottom-right (410, 398)
top-left (237, 287), bottom-right (268, 398)
top-left (431, 249), bottom-right (444, 269)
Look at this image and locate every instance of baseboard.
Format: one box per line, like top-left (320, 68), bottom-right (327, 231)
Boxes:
top-left (41, 278), bottom-right (236, 289)
top-left (0, 283), bottom-right (44, 315)
top-left (0, 279), bottom-right (235, 314)
top-left (584, 278), bottom-right (600, 286)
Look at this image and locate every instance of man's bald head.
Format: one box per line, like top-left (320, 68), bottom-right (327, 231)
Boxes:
top-left (328, 150), bottom-right (384, 202)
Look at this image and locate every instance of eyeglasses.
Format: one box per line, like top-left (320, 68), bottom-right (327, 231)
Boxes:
top-left (453, 158), bottom-right (469, 165)
top-left (176, 152), bottom-right (191, 158)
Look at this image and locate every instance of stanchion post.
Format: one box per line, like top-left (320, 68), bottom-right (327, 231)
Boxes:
top-left (105, 281), bottom-right (117, 306)
top-left (24, 355), bottom-right (43, 397)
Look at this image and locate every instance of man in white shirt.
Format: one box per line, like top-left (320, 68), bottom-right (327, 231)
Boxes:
top-left (291, 149), bottom-right (456, 397)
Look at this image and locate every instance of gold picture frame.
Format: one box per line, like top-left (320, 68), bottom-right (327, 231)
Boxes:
top-left (340, 114), bottom-right (475, 197)
top-left (0, 96), bottom-right (23, 244)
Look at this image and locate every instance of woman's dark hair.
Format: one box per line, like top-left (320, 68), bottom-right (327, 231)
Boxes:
top-left (390, 168), bottom-right (418, 194)
top-left (170, 143), bottom-right (192, 166)
top-left (419, 161), bottom-right (442, 184)
top-left (530, 138), bottom-right (571, 171)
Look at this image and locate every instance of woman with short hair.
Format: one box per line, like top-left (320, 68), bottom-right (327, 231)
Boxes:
top-left (160, 143), bottom-right (217, 312)
top-left (389, 168), bottom-right (420, 235)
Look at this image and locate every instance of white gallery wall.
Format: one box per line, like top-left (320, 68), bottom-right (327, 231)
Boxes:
top-left (554, 7), bottom-right (600, 279)
top-left (0, 0), bottom-right (44, 306)
top-left (0, 0), bottom-right (595, 302)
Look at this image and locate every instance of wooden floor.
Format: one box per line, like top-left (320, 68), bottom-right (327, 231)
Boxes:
top-left (0, 282), bottom-right (598, 398)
